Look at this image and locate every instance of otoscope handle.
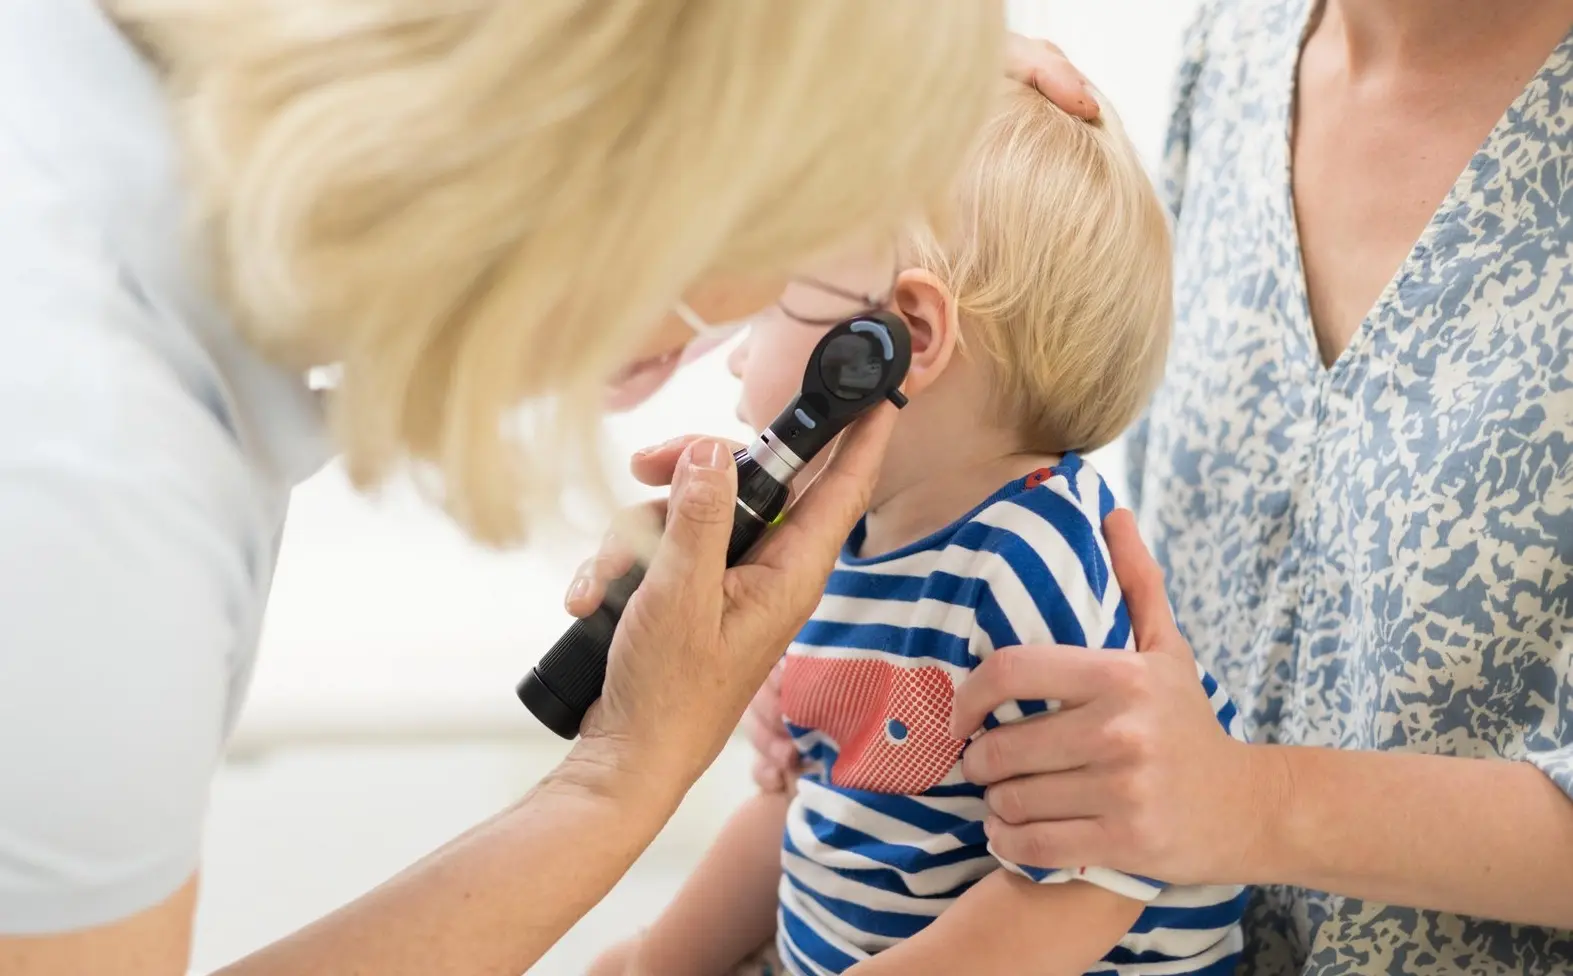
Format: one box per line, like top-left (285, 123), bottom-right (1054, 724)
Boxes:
top-left (518, 464), bottom-right (775, 739)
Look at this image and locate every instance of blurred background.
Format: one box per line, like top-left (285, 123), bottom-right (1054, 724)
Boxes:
top-left (193, 2), bottom-right (1203, 972)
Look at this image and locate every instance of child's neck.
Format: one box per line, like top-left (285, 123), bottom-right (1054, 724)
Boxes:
top-left (858, 426), bottom-right (1059, 559)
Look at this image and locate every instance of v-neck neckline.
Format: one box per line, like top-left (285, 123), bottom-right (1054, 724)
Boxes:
top-left (1275, 0), bottom-right (1573, 381)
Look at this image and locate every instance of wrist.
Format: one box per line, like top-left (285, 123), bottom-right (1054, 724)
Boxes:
top-left (1236, 742), bottom-right (1300, 885)
top-left (546, 732), bottom-right (697, 817)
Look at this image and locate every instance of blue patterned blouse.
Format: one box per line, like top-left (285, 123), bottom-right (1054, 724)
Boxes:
top-left (1129, 2), bottom-right (1572, 973)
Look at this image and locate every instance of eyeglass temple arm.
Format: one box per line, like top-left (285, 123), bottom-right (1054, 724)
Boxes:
top-left (789, 275), bottom-right (883, 305)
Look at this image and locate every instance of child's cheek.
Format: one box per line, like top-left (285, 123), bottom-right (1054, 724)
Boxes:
top-left (741, 360), bottom-right (800, 433)
top-left (738, 370), bottom-right (777, 434)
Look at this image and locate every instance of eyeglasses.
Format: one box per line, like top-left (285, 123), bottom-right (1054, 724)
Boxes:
top-left (777, 248), bottom-right (899, 326)
top-left (673, 244), bottom-right (900, 338)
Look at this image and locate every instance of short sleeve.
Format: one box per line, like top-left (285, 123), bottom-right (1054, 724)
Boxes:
top-left (1527, 746), bottom-right (1573, 802)
top-left (966, 481), bottom-right (1163, 902)
top-left (0, 317), bottom-right (253, 932)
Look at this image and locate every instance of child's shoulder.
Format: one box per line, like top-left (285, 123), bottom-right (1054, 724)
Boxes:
top-left (961, 454), bottom-right (1116, 571)
top-left (949, 454), bottom-right (1125, 652)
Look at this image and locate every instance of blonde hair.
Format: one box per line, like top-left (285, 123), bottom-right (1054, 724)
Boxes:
top-left (906, 87), bottom-right (1172, 454)
top-left (106, 0), bottom-right (1004, 544)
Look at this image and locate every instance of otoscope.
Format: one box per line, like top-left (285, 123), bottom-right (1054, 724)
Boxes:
top-left (517, 310), bottom-right (912, 739)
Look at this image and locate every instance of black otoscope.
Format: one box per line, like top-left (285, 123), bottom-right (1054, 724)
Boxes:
top-left (517, 310), bottom-right (912, 739)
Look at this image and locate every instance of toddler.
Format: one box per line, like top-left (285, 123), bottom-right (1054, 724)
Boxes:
top-left (592, 89), bottom-right (1246, 976)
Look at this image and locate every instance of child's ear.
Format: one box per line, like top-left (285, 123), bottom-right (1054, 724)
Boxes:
top-left (891, 269), bottom-right (959, 397)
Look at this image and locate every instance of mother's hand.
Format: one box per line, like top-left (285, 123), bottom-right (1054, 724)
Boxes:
top-left (1006, 33), bottom-right (1101, 120)
top-left (949, 510), bottom-right (1277, 886)
top-left (564, 410), bottom-right (896, 789)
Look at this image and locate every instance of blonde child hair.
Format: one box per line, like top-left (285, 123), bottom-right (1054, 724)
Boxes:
top-left (906, 87), bottom-right (1173, 454)
top-left (106, 0), bottom-right (1005, 544)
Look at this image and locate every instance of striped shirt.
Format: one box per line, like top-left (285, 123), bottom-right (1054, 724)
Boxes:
top-left (774, 455), bottom-right (1247, 976)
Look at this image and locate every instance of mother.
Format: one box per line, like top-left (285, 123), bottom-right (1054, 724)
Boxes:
top-left (951, 1), bottom-right (1573, 974)
top-left (738, 0), bottom-right (1573, 972)
top-left (0, 1), bottom-right (1098, 973)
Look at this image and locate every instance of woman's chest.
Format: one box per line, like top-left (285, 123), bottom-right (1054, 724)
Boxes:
top-left (1157, 258), bottom-right (1572, 759)
top-left (1148, 31), bottom-right (1573, 748)
top-left (1160, 169), bottom-right (1573, 567)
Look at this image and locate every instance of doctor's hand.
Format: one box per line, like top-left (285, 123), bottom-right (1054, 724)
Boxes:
top-left (563, 414), bottom-right (895, 792)
top-left (949, 510), bottom-right (1278, 887)
top-left (1006, 33), bottom-right (1101, 120)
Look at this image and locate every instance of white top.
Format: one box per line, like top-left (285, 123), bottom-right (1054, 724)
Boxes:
top-left (0, 0), bottom-right (330, 932)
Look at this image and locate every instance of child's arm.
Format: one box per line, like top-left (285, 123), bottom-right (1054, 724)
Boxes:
top-left (612, 791), bottom-right (789, 976)
top-left (846, 871), bottom-right (1143, 976)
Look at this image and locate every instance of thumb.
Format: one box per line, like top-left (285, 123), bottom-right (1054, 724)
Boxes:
top-left (641, 438), bottom-right (738, 616)
top-left (751, 403), bottom-right (898, 581)
top-left (1102, 508), bottom-right (1192, 659)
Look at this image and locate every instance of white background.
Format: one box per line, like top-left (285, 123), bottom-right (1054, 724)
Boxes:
top-left (195, 2), bottom-right (1203, 972)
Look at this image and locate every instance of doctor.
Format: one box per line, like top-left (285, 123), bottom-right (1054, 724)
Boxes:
top-left (0, 1), bottom-right (1097, 973)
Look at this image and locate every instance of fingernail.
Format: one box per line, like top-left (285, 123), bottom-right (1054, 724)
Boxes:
top-left (565, 577), bottom-right (590, 609)
top-left (635, 435), bottom-right (683, 458)
top-left (772, 741), bottom-right (797, 764)
top-left (983, 817), bottom-right (998, 839)
top-left (688, 439), bottom-right (727, 470)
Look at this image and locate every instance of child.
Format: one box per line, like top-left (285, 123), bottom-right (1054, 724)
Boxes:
top-left (591, 89), bottom-right (1247, 976)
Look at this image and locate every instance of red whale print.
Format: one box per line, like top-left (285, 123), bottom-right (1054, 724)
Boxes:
top-left (781, 657), bottom-right (967, 795)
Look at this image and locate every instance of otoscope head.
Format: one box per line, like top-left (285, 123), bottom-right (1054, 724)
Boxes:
top-left (758, 310), bottom-right (911, 471)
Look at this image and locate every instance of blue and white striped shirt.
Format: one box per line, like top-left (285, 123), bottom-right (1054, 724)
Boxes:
top-left (775, 455), bottom-right (1246, 975)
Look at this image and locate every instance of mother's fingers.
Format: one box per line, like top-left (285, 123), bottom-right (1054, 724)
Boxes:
top-left (949, 644), bottom-right (1120, 739)
top-left (984, 767), bottom-right (1108, 826)
top-left (1101, 509), bottom-right (1188, 657)
top-left (984, 816), bottom-right (1111, 873)
top-left (1005, 33), bottom-right (1101, 120)
top-left (959, 705), bottom-right (1101, 785)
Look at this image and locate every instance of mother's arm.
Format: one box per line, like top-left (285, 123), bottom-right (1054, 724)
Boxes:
top-left (951, 510), bottom-right (1573, 930)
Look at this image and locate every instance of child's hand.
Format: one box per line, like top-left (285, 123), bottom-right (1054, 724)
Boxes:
top-left (744, 661), bottom-right (799, 792)
top-left (586, 936), bottom-right (641, 976)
